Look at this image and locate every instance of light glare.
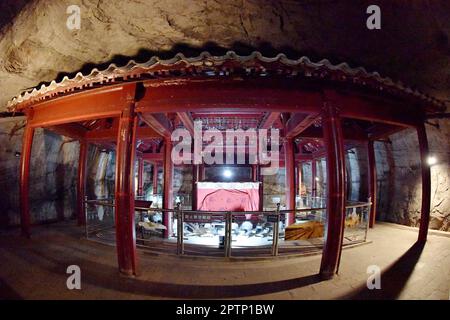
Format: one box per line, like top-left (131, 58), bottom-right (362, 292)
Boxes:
top-left (427, 156), bottom-right (437, 166)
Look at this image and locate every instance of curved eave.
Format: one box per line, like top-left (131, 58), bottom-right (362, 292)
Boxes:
top-left (7, 51), bottom-right (446, 113)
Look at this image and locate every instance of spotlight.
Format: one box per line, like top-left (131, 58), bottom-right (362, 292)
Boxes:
top-left (315, 177), bottom-right (320, 181)
top-left (427, 156), bottom-right (437, 166)
top-left (223, 169), bottom-right (232, 178)
top-left (14, 151), bottom-right (21, 158)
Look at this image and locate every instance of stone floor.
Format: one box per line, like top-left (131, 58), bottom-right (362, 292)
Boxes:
top-left (0, 221), bottom-right (449, 300)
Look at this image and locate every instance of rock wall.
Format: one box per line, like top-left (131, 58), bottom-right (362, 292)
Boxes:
top-left (0, 118), bottom-right (79, 227)
top-left (375, 118), bottom-right (450, 231)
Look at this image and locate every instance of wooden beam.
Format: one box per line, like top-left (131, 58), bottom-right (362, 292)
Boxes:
top-left (142, 153), bottom-right (164, 162)
top-left (27, 84), bottom-right (135, 127)
top-left (367, 123), bottom-right (406, 140)
top-left (177, 112), bottom-right (194, 135)
top-left (319, 103), bottom-right (346, 280)
top-left (417, 123), bottom-right (431, 243)
top-left (46, 123), bottom-right (87, 140)
top-left (140, 113), bottom-right (172, 139)
top-left (136, 79), bottom-right (322, 114)
top-left (85, 126), bottom-right (160, 142)
top-left (285, 113), bottom-right (319, 139)
top-left (298, 126), bottom-right (368, 141)
top-left (259, 112), bottom-right (281, 129)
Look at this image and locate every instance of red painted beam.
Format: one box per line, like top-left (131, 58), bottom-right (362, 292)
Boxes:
top-left (284, 138), bottom-right (296, 224)
top-left (417, 123), bottom-right (431, 243)
top-left (319, 102), bottom-right (346, 280)
top-left (295, 154), bottom-right (313, 161)
top-left (19, 123), bottom-right (34, 238)
top-left (114, 100), bottom-right (138, 276)
top-left (298, 126), bottom-right (369, 141)
top-left (85, 126), bottom-right (160, 142)
top-left (142, 153), bottom-right (164, 162)
top-left (27, 84), bottom-right (135, 127)
top-left (327, 90), bottom-right (420, 127)
top-left (46, 123), bottom-right (87, 140)
top-left (77, 140), bottom-right (88, 226)
top-left (368, 123), bottom-right (406, 140)
top-left (137, 79), bottom-right (322, 114)
top-left (259, 112), bottom-right (281, 129)
top-left (285, 113), bottom-right (319, 139)
top-left (140, 113), bottom-right (173, 139)
top-left (177, 112), bottom-right (195, 135)
top-left (367, 140), bottom-right (377, 228)
top-left (163, 138), bottom-right (174, 238)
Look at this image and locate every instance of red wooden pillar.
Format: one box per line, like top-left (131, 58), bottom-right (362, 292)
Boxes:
top-left (319, 102), bottom-right (346, 280)
top-left (284, 137), bottom-right (296, 225)
top-left (252, 164), bottom-right (258, 182)
top-left (311, 159), bottom-right (317, 197)
top-left (163, 138), bottom-right (174, 238)
top-left (258, 165), bottom-right (264, 211)
top-left (152, 163), bottom-right (158, 195)
top-left (137, 157), bottom-right (144, 197)
top-left (19, 122), bottom-right (34, 238)
top-left (114, 102), bottom-right (138, 276)
top-left (367, 140), bottom-right (377, 228)
top-left (76, 140), bottom-right (88, 226)
top-left (417, 123), bottom-right (431, 243)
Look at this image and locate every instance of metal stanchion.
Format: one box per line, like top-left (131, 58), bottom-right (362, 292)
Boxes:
top-left (84, 196), bottom-right (89, 238)
top-left (176, 203), bottom-right (182, 255)
top-left (272, 203), bottom-right (280, 256)
top-left (365, 197), bottom-right (372, 240)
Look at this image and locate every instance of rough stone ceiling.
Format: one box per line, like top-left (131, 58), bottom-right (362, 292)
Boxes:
top-left (0, 0), bottom-right (449, 111)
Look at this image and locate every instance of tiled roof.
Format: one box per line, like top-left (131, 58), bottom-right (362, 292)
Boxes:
top-left (7, 51), bottom-right (446, 111)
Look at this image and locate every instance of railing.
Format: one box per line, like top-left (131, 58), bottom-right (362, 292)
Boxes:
top-left (84, 197), bottom-right (372, 258)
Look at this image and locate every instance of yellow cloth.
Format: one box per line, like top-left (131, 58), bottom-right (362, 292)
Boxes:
top-left (285, 221), bottom-right (324, 240)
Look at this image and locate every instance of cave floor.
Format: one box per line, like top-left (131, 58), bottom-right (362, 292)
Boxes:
top-left (0, 221), bottom-right (449, 300)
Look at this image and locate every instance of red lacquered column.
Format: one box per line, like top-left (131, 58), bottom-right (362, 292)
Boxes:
top-left (284, 137), bottom-right (296, 224)
top-left (114, 103), bottom-right (138, 276)
top-left (319, 102), bottom-right (346, 280)
top-left (163, 138), bottom-right (174, 238)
